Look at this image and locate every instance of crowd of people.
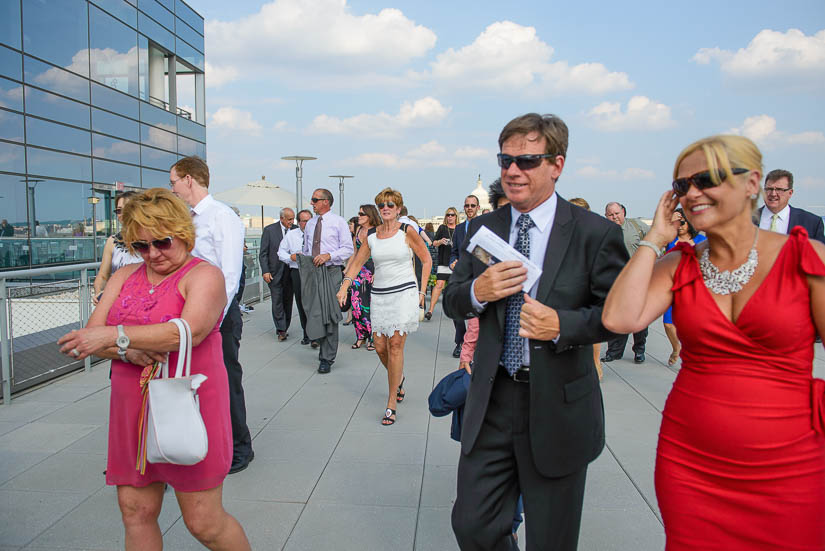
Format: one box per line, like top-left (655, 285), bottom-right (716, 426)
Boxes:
top-left (56, 110), bottom-right (824, 550)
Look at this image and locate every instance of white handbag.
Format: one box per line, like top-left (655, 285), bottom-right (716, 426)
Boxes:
top-left (137, 318), bottom-right (208, 473)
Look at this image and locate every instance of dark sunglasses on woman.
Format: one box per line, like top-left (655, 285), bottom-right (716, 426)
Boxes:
top-left (131, 236), bottom-right (174, 253)
top-left (671, 168), bottom-right (749, 197)
top-left (377, 202), bottom-right (395, 209)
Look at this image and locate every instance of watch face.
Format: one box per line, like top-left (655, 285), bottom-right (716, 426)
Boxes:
top-left (117, 335), bottom-right (130, 348)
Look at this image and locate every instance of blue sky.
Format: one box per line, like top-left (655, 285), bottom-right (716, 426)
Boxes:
top-left (185, 0), bottom-right (825, 221)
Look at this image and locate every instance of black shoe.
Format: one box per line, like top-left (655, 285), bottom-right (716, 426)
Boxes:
top-left (228, 451), bottom-right (254, 474)
top-left (452, 344), bottom-right (462, 358)
top-left (277, 331), bottom-right (287, 342)
top-left (301, 337), bottom-right (311, 345)
top-left (634, 352), bottom-right (645, 364)
top-left (318, 360), bottom-right (331, 374)
top-left (311, 340), bottom-right (319, 349)
top-left (424, 311), bottom-right (432, 321)
top-left (601, 354), bottom-right (620, 362)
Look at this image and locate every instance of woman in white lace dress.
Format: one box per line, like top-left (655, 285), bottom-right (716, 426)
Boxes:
top-left (338, 188), bottom-right (432, 425)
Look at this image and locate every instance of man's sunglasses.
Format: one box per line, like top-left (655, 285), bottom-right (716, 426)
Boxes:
top-left (497, 153), bottom-right (554, 170)
top-left (464, 203), bottom-right (478, 209)
top-left (131, 236), bottom-right (173, 253)
top-left (672, 168), bottom-right (749, 197)
top-left (310, 197), bottom-right (327, 203)
top-left (377, 202), bottom-right (396, 209)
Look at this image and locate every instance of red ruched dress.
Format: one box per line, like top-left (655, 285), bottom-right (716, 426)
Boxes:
top-left (105, 258), bottom-right (232, 492)
top-left (656, 228), bottom-right (825, 550)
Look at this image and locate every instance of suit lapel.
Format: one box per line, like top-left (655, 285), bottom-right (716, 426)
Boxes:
top-left (788, 206), bottom-right (798, 230)
top-left (537, 198), bottom-right (574, 303)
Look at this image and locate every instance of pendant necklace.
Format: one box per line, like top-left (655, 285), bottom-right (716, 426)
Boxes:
top-left (699, 229), bottom-right (759, 295)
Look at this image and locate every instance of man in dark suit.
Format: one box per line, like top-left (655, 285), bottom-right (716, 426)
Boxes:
top-left (260, 208), bottom-right (295, 341)
top-left (445, 113), bottom-right (627, 550)
top-left (757, 169), bottom-right (825, 244)
top-left (449, 194), bottom-right (480, 357)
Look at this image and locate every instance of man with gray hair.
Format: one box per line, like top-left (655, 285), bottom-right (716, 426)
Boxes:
top-left (260, 207), bottom-right (295, 341)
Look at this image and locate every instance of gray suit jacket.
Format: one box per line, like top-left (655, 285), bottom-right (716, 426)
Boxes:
top-left (259, 223), bottom-right (290, 282)
top-left (297, 254), bottom-right (343, 340)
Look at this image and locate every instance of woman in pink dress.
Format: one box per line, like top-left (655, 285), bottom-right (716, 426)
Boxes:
top-left (59, 188), bottom-right (250, 551)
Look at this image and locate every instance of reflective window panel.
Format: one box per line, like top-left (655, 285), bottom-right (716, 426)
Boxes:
top-left (26, 147), bottom-right (92, 181)
top-left (0, 110), bottom-right (23, 142)
top-left (175, 38), bottom-right (203, 71)
top-left (175, 0), bottom-right (203, 36)
top-left (26, 117), bottom-right (92, 155)
top-left (0, 44), bottom-right (22, 81)
top-left (138, 0), bottom-right (174, 31)
top-left (90, 5), bottom-right (139, 97)
top-left (0, 0), bottom-right (22, 50)
top-left (175, 17), bottom-right (203, 53)
top-left (0, 76), bottom-right (24, 112)
top-left (92, 108), bottom-right (140, 142)
top-left (155, 0), bottom-right (173, 12)
top-left (91, 82), bottom-right (139, 120)
top-left (0, 140), bottom-right (25, 173)
top-left (93, 132), bottom-right (140, 164)
top-left (24, 56), bottom-right (90, 103)
top-left (140, 122), bottom-right (176, 151)
top-left (22, 0), bottom-right (89, 76)
top-left (137, 35), bottom-right (148, 102)
top-left (91, 0), bottom-right (137, 28)
top-left (138, 12), bottom-right (173, 53)
top-left (0, 174), bottom-right (30, 268)
top-left (139, 101), bottom-right (176, 131)
top-left (176, 116), bottom-right (205, 143)
top-left (24, 86), bottom-right (90, 129)
top-left (141, 166), bottom-right (168, 188)
top-left (94, 158), bottom-right (140, 187)
top-left (141, 144), bottom-right (176, 170)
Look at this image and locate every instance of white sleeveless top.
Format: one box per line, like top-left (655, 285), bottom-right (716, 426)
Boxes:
top-left (367, 224), bottom-right (419, 336)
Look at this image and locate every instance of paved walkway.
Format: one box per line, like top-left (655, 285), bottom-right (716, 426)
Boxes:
top-left (1, 301), bottom-right (823, 550)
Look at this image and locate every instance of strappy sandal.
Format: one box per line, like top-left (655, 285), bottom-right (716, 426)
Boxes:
top-left (396, 376), bottom-right (406, 402)
top-left (382, 408), bottom-right (396, 426)
top-left (352, 339), bottom-right (365, 349)
top-left (366, 341), bottom-right (375, 352)
top-left (424, 312), bottom-right (432, 321)
top-left (668, 351), bottom-right (680, 366)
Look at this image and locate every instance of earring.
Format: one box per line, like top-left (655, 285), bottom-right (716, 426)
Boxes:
top-left (749, 193), bottom-right (757, 199)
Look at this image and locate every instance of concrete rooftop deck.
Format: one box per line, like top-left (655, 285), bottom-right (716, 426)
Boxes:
top-left (2, 300), bottom-right (823, 550)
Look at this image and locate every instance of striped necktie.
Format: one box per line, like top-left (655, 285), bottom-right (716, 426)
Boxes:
top-left (501, 214), bottom-right (534, 375)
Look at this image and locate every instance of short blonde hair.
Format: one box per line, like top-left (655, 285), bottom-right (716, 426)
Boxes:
top-left (673, 135), bottom-right (763, 210)
top-left (568, 197), bottom-right (591, 211)
top-left (374, 187), bottom-right (403, 209)
top-left (121, 188), bottom-right (196, 253)
top-left (444, 207), bottom-right (458, 219)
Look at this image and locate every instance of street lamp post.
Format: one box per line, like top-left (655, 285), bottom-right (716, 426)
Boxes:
top-left (328, 175), bottom-right (353, 217)
top-left (281, 156), bottom-right (317, 212)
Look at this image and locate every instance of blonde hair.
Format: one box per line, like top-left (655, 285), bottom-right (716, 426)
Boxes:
top-left (673, 135), bottom-right (763, 210)
top-left (444, 207), bottom-right (458, 221)
top-left (121, 188), bottom-right (196, 253)
top-left (568, 197), bottom-right (591, 211)
top-left (374, 187), bottom-right (404, 209)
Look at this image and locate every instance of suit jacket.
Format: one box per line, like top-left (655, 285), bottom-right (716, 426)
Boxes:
top-left (757, 205), bottom-right (825, 244)
top-left (259, 223), bottom-right (290, 282)
top-left (449, 219), bottom-right (471, 266)
top-left (443, 197), bottom-right (628, 478)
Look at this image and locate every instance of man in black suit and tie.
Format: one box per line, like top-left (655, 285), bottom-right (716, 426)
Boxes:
top-left (445, 113), bottom-right (627, 550)
top-left (449, 194), bottom-right (481, 357)
top-left (260, 208), bottom-right (295, 341)
top-left (757, 169), bottom-right (825, 244)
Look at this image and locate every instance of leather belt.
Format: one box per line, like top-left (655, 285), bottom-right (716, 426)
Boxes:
top-left (499, 365), bottom-right (530, 383)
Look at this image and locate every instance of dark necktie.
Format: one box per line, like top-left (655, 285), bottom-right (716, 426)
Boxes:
top-left (501, 214), bottom-right (534, 375)
top-left (311, 215), bottom-right (323, 257)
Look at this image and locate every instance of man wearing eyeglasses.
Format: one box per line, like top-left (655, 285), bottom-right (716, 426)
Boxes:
top-left (301, 189), bottom-right (354, 373)
top-left (757, 169), bottom-right (825, 244)
top-left (444, 113), bottom-right (627, 551)
top-left (447, 195), bottom-right (481, 358)
top-left (169, 156), bottom-right (253, 474)
top-left (260, 208), bottom-right (296, 342)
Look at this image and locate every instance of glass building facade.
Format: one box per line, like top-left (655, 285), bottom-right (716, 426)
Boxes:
top-left (0, 0), bottom-right (206, 270)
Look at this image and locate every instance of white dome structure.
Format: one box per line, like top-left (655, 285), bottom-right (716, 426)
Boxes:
top-left (468, 174), bottom-right (491, 211)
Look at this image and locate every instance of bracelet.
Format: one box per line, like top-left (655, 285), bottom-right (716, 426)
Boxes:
top-left (638, 240), bottom-right (663, 258)
top-left (342, 276), bottom-right (354, 285)
top-left (419, 292), bottom-right (426, 296)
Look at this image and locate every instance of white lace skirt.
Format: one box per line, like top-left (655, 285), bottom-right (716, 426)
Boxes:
top-left (371, 286), bottom-right (419, 337)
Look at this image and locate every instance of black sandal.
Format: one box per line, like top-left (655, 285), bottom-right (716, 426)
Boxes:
top-left (352, 339), bottom-right (364, 349)
top-left (424, 311), bottom-right (432, 321)
top-left (396, 376), bottom-right (406, 402)
top-left (366, 341), bottom-right (375, 351)
top-left (382, 408), bottom-right (396, 426)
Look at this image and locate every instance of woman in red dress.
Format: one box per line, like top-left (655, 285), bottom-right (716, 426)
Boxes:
top-left (603, 135), bottom-right (825, 549)
top-left (59, 189), bottom-right (250, 551)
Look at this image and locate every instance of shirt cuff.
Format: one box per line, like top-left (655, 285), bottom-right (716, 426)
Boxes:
top-left (470, 279), bottom-right (487, 313)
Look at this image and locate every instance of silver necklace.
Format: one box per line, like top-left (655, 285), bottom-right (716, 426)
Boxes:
top-left (699, 229), bottom-right (759, 295)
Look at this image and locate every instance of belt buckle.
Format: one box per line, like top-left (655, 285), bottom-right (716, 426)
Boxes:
top-left (512, 367), bottom-right (529, 383)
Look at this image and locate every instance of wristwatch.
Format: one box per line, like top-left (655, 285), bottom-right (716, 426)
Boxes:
top-left (116, 324), bottom-right (130, 362)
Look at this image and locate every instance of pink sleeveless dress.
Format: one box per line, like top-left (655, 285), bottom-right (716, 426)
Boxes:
top-left (105, 258), bottom-right (232, 492)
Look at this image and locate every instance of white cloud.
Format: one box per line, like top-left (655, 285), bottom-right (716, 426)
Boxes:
top-left (308, 97), bottom-right (450, 137)
top-left (204, 62), bottom-right (239, 88)
top-left (455, 146), bottom-right (491, 159)
top-left (407, 140), bottom-right (447, 158)
top-left (692, 28), bottom-right (825, 88)
top-left (586, 96), bottom-right (674, 131)
top-left (728, 115), bottom-right (825, 148)
top-left (205, 0), bottom-right (436, 87)
top-left (209, 107), bottom-right (263, 134)
top-left (345, 141), bottom-right (488, 168)
top-left (576, 166), bottom-right (655, 180)
top-left (430, 21), bottom-right (633, 95)
top-left (273, 121), bottom-right (289, 131)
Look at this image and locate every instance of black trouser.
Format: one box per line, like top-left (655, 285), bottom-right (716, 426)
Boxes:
top-left (290, 268), bottom-right (308, 339)
top-left (452, 373), bottom-right (587, 551)
top-left (268, 269), bottom-right (293, 333)
top-left (454, 319), bottom-right (466, 345)
top-left (606, 327), bottom-right (648, 358)
top-left (220, 299), bottom-right (252, 461)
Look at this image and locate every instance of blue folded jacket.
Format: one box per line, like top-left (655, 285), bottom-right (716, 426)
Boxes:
top-left (428, 368), bottom-right (471, 442)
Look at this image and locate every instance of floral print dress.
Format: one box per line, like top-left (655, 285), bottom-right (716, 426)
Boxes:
top-left (351, 236), bottom-right (374, 341)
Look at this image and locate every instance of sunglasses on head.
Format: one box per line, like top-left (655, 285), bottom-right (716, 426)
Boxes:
top-left (131, 236), bottom-right (173, 253)
top-left (671, 168), bottom-right (749, 197)
top-left (377, 202), bottom-right (396, 209)
top-left (497, 153), bottom-right (554, 170)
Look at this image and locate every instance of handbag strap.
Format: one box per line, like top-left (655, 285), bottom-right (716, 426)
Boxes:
top-left (164, 318), bottom-right (192, 379)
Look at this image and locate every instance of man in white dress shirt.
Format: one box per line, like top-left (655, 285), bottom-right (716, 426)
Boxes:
top-left (278, 209), bottom-right (312, 345)
top-left (169, 156), bottom-right (253, 474)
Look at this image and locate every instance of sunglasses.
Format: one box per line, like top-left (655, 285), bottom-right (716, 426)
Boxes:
top-left (310, 197), bottom-right (327, 203)
top-left (114, 208), bottom-right (123, 214)
top-left (464, 204), bottom-right (478, 209)
top-left (358, 212), bottom-right (366, 216)
top-left (131, 236), bottom-right (174, 253)
top-left (675, 219), bottom-right (686, 226)
top-left (672, 168), bottom-right (749, 197)
top-left (445, 213), bottom-right (456, 217)
top-left (497, 153), bottom-right (554, 170)
top-left (377, 202), bottom-right (396, 209)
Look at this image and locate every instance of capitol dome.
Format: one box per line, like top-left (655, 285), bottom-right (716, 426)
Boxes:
top-left (468, 174), bottom-right (491, 211)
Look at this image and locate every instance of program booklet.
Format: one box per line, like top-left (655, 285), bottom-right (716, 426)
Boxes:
top-left (465, 226), bottom-right (543, 291)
